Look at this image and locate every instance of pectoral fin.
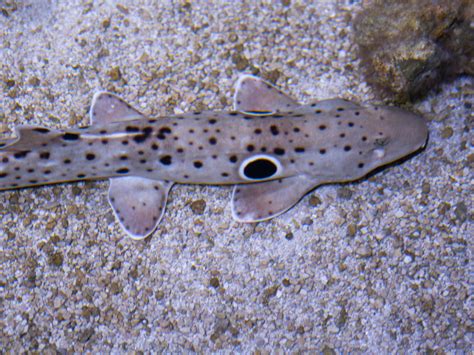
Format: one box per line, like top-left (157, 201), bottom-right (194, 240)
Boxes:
top-left (108, 176), bottom-right (173, 239)
top-left (90, 92), bottom-right (145, 124)
top-left (233, 75), bottom-right (299, 113)
top-left (231, 175), bottom-right (321, 222)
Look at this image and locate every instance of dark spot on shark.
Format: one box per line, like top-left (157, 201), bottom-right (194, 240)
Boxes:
top-left (340, 133), bottom-right (346, 138)
top-left (120, 155), bottom-right (128, 161)
top-left (229, 155), bottom-right (238, 163)
top-left (29, 180), bottom-right (38, 184)
top-left (295, 147), bottom-right (305, 153)
top-left (348, 122), bottom-right (354, 127)
top-left (33, 128), bottom-right (50, 134)
top-left (254, 128), bottom-right (262, 135)
top-left (64, 159), bottom-right (71, 164)
top-left (160, 155), bottom-right (172, 165)
top-left (193, 161), bottom-right (203, 168)
top-left (209, 137), bottom-right (217, 145)
top-left (355, 111), bottom-right (360, 116)
top-left (319, 125), bottom-right (327, 130)
top-left (151, 143), bottom-right (159, 150)
top-left (122, 140), bottom-right (129, 145)
top-left (273, 148), bottom-right (285, 155)
top-left (315, 110), bottom-right (322, 114)
top-left (62, 133), bottom-right (80, 141)
top-left (319, 149), bottom-right (326, 155)
top-left (270, 125), bottom-right (279, 135)
top-left (14, 151), bottom-right (30, 159)
top-left (77, 174), bottom-right (86, 178)
top-left (101, 139), bottom-right (108, 145)
top-left (39, 152), bottom-right (50, 159)
top-left (358, 163), bottom-right (365, 168)
top-left (260, 147), bottom-right (267, 152)
top-left (293, 127), bottom-right (300, 133)
top-left (0, 173), bottom-right (7, 178)
top-left (116, 168), bottom-right (129, 174)
top-left (209, 119), bottom-right (217, 124)
top-left (344, 145), bottom-right (352, 151)
top-left (229, 112), bottom-right (239, 116)
top-left (86, 153), bottom-right (95, 160)
top-left (44, 170), bottom-right (51, 175)
top-left (126, 126), bottom-right (140, 132)
top-left (177, 148), bottom-right (184, 153)
top-left (247, 145), bottom-right (255, 152)
top-left (100, 130), bottom-right (107, 134)
top-left (27, 168), bottom-right (35, 173)
top-left (337, 107), bottom-right (345, 112)
top-left (362, 136), bottom-right (367, 141)
top-left (2, 157), bottom-right (9, 163)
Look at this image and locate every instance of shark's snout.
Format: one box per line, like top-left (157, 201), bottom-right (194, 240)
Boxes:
top-left (370, 106), bottom-right (428, 164)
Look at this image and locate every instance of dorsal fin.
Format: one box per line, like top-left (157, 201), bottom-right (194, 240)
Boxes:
top-left (89, 92), bottom-right (145, 125)
top-left (233, 75), bottom-right (300, 114)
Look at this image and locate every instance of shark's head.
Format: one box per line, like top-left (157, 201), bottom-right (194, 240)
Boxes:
top-left (362, 105), bottom-right (428, 170)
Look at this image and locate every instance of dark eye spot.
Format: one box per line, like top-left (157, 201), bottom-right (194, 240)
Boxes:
top-left (243, 159), bottom-right (278, 180)
top-left (39, 152), bottom-right (50, 160)
top-left (160, 155), bottom-right (172, 165)
top-left (193, 161), bottom-right (203, 168)
top-left (86, 153), bottom-right (95, 160)
top-left (273, 148), bottom-right (285, 155)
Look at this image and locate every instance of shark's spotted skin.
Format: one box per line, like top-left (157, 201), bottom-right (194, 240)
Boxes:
top-left (0, 75), bottom-right (428, 239)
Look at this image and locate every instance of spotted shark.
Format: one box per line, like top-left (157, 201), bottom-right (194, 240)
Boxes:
top-left (0, 75), bottom-right (428, 239)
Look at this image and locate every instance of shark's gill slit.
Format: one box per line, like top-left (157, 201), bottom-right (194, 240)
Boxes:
top-left (239, 154), bottom-right (282, 181)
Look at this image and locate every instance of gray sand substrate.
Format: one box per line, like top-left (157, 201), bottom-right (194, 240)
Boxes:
top-left (0, 1), bottom-right (471, 352)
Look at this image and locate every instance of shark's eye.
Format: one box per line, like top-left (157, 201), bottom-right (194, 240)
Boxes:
top-left (239, 154), bottom-right (282, 181)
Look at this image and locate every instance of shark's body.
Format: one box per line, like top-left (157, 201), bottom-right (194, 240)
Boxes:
top-left (0, 75), bottom-right (428, 239)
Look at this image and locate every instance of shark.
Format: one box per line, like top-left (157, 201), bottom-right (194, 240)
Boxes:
top-left (0, 75), bottom-right (428, 239)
